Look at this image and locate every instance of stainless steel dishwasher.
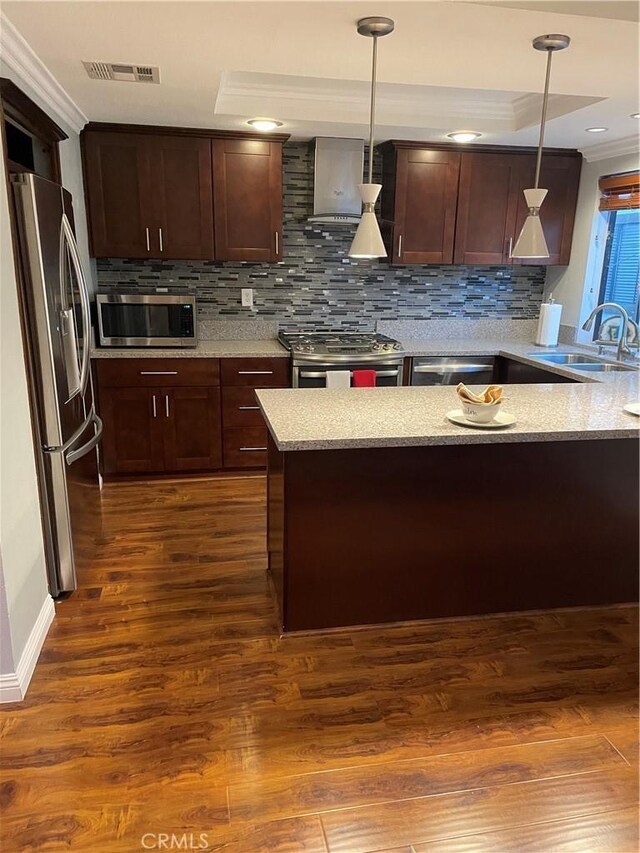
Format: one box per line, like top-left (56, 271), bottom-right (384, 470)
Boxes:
top-left (410, 356), bottom-right (495, 386)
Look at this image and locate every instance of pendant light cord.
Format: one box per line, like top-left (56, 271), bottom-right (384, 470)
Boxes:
top-left (367, 34), bottom-right (378, 184)
top-left (534, 48), bottom-right (554, 189)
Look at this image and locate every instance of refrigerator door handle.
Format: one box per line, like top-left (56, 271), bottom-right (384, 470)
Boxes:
top-left (44, 406), bottom-right (95, 454)
top-left (60, 214), bottom-right (91, 396)
top-left (65, 411), bottom-right (103, 465)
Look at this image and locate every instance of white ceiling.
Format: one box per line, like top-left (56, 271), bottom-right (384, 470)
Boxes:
top-left (2, 0), bottom-right (639, 156)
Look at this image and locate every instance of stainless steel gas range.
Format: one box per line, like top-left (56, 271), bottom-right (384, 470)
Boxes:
top-left (277, 330), bottom-right (405, 388)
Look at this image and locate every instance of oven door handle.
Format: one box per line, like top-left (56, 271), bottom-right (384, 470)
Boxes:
top-left (298, 368), bottom-right (400, 379)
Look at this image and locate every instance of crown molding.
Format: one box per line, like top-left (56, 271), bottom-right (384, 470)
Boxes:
top-left (0, 13), bottom-right (87, 134)
top-left (580, 133), bottom-right (640, 162)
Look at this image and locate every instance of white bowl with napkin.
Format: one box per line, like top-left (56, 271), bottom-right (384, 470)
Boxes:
top-left (456, 383), bottom-right (503, 423)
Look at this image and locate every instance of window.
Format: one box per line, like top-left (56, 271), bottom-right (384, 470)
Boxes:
top-left (593, 172), bottom-right (639, 339)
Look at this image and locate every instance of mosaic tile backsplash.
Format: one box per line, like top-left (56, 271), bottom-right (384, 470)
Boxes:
top-left (96, 142), bottom-right (546, 331)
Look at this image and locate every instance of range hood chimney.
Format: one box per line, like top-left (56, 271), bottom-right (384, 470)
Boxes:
top-left (308, 137), bottom-right (364, 224)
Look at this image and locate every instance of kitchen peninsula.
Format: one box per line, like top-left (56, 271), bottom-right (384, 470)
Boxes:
top-left (258, 355), bottom-right (639, 632)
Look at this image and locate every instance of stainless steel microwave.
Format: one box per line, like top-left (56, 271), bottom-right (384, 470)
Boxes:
top-left (97, 293), bottom-right (197, 347)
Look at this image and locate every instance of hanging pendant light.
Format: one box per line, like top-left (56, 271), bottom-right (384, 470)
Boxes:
top-left (349, 16), bottom-right (394, 259)
top-left (512, 34), bottom-right (570, 259)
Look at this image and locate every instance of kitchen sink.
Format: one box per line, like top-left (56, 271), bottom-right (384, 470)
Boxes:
top-left (568, 362), bottom-right (637, 373)
top-left (526, 352), bottom-right (638, 372)
top-left (526, 352), bottom-right (603, 364)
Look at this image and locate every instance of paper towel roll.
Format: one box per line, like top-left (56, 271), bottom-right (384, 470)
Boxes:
top-left (536, 302), bottom-right (563, 346)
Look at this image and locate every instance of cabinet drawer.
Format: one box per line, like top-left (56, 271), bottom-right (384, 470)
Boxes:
top-left (222, 387), bottom-right (266, 427)
top-left (223, 427), bottom-right (268, 468)
top-left (96, 358), bottom-right (220, 388)
top-left (220, 357), bottom-right (289, 387)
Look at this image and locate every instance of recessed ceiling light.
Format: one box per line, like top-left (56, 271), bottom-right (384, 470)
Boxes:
top-left (585, 127), bottom-right (608, 133)
top-left (447, 131), bottom-right (482, 143)
top-left (631, 113), bottom-right (640, 119)
top-left (247, 119), bottom-right (283, 132)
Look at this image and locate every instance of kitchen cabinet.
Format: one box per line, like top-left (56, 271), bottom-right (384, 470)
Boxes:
top-left (99, 386), bottom-right (165, 474)
top-left (82, 125), bottom-right (287, 261)
top-left (83, 131), bottom-right (213, 259)
top-left (454, 150), bottom-right (582, 266)
top-left (454, 152), bottom-right (522, 265)
top-left (220, 357), bottom-right (289, 468)
top-left (82, 132), bottom-right (152, 258)
top-left (96, 358), bottom-right (221, 475)
top-left (212, 139), bottom-right (283, 262)
top-left (493, 356), bottom-right (577, 384)
top-left (380, 142), bottom-right (581, 267)
top-left (380, 143), bottom-right (460, 264)
top-left (513, 155), bottom-right (582, 266)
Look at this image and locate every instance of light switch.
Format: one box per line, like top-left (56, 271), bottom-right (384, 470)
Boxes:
top-left (241, 288), bottom-right (254, 308)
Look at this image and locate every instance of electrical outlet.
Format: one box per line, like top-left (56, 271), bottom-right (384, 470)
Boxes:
top-left (241, 288), bottom-right (253, 308)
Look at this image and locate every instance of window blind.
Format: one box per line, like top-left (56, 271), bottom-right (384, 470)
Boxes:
top-left (599, 172), bottom-right (639, 210)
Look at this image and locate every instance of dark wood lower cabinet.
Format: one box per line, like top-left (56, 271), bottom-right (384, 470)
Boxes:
top-left (164, 387), bottom-right (221, 471)
top-left (100, 387), bottom-right (164, 474)
top-left (223, 426), bottom-right (268, 468)
top-left (100, 385), bottom-right (221, 474)
top-left (267, 435), bottom-right (639, 632)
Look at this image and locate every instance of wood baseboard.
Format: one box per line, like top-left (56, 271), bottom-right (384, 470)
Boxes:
top-left (0, 595), bottom-right (55, 703)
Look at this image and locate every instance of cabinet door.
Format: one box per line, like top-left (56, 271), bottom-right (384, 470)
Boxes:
top-left (513, 155), bottom-right (581, 265)
top-left (163, 387), bottom-right (222, 471)
top-left (99, 387), bottom-right (164, 474)
top-left (212, 139), bottom-right (282, 261)
top-left (151, 136), bottom-right (215, 260)
top-left (454, 153), bottom-right (522, 265)
top-left (392, 149), bottom-right (460, 264)
top-left (82, 132), bottom-right (155, 258)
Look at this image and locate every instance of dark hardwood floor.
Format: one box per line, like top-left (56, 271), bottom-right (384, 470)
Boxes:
top-left (1, 475), bottom-right (638, 852)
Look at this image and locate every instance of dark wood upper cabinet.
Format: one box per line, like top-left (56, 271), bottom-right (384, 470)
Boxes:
top-left (151, 135), bottom-right (214, 260)
top-left (82, 132), bottom-right (153, 258)
top-left (454, 152), bottom-right (523, 265)
top-left (455, 149), bottom-right (582, 266)
top-left (82, 125), bottom-right (287, 261)
top-left (513, 154), bottom-right (582, 266)
top-left (381, 141), bottom-right (581, 267)
top-left (212, 138), bottom-right (283, 262)
top-left (381, 144), bottom-right (460, 264)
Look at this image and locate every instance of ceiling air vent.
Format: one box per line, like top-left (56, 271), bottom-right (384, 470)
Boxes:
top-left (83, 61), bottom-right (160, 84)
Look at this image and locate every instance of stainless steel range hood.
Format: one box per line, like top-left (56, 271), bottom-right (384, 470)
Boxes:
top-left (308, 137), bottom-right (364, 224)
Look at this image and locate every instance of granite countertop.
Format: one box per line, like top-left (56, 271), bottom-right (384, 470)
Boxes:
top-left (257, 342), bottom-right (640, 451)
top-left (90, 339), bottom-right (288, 359)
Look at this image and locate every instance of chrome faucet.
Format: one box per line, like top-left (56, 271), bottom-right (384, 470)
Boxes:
top-left (582, 302), bottom-right (632, 362)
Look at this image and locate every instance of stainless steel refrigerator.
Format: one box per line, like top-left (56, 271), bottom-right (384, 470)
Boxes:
top-left (11, 172), bottom-right (103, 597)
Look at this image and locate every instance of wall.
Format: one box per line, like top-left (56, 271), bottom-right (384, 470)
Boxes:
top-left (545, 151), bottom-right (640, 336)
top-left (0, 48), bottom-right (89, 697)
top-left (97, 143), bottom-right (546, 331)
top-left (0, 127), bottom-right (50, 688)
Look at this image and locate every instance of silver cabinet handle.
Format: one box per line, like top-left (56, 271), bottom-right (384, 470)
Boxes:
top-left (507, 237), bottom-right (513, 259)
top-left (239, 446), bottom-right (267, 452)
top-left (165, 395), bottom-right (170, 418)
top-left (158, 227), bottom-right (164, 253)
top-left (238, 370), bottom-right (273, 375)
top-left (398, 234), bottom-right (403, 258)
top-left (140, 371), bottom-right (178, 375)
top-left (238, 406), bottom-right (260, 411)
top-left (146, 227), bottom-right (150, 252)
top-left (152, 395), bottom-right (157, 418)
top-left (275, 231), bottom-right (279, 255)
